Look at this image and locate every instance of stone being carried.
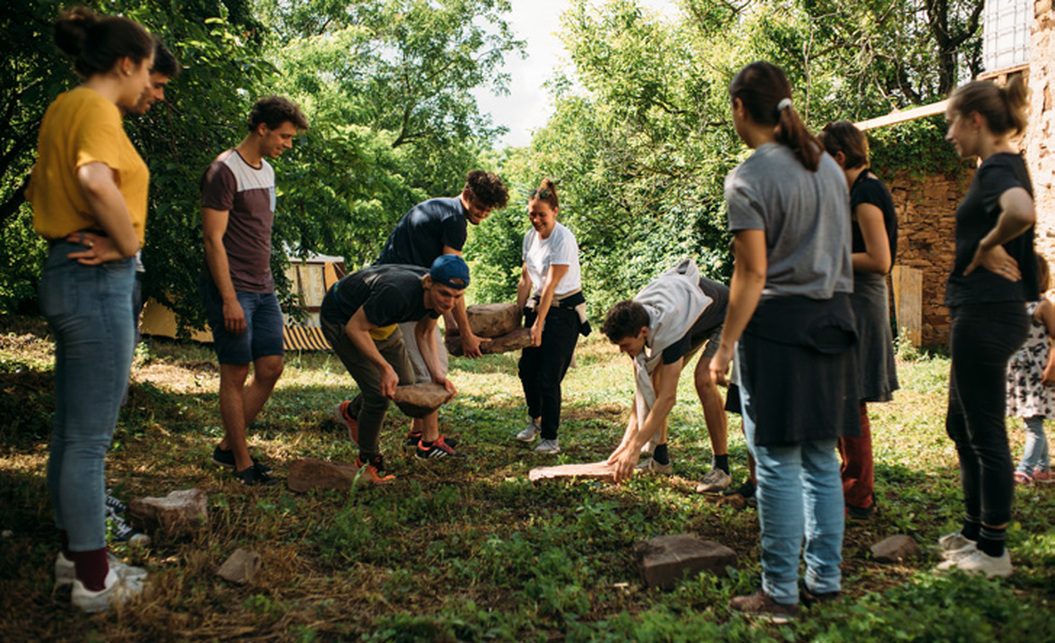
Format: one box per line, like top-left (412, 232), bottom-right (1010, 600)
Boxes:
top-left (319, 255), bottom-right (470, 483)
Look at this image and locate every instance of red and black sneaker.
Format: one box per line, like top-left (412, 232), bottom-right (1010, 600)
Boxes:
top-left (354, 454), bottom-right (395, 483)
top-left (333, 401), bottom-right (360, 447)
top-left (415, 435), bottom-right (462, 459)
top-left (405, 432), bottom-right (458, 451)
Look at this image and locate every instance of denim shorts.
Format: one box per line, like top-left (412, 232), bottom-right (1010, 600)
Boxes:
top-left (200, 274), bottom-right (284, 364)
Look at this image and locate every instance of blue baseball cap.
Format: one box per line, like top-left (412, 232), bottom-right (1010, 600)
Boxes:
top-left (429, 255), bottom-right (470, 289)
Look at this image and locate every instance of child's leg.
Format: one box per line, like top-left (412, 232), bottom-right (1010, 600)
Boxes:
top-left (1018, 416), bottom-right (1046, 476)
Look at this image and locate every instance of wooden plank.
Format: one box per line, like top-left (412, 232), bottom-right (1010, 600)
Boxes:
top-left (529, 461), bottom-right (617, 483)
top-left (890, 266), bottom-right (923, 347)
top-left (855, 100), bottom-right (949, 131)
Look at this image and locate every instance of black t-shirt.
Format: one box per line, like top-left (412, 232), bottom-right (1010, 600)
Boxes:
top-left (375, 197), bottom-right (467, 267)
top-left (661, 278), bottom-right (730, 364)
top-left (320, 264), bottom-right (439, 327)
top-left (850, 171), bottom-right (898, 265)
top-left (945, 153), bottom-right (1038, 307)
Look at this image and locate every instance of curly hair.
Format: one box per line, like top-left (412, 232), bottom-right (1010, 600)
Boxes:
top-left (464, 170), bottom-right (509, 210)
top-left (248, 95), bottom-right (309, 132)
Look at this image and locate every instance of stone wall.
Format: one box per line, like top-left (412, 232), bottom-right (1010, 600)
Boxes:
top-left (878, 168), bottom-right (973, 349)
top-left (1029, 0), bottom-right (1055, 259)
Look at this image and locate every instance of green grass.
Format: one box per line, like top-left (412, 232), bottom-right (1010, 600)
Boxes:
top-left (1, 314), bottom-right (1054, 640)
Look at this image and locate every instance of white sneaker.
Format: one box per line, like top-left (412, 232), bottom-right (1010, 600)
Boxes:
top-left (71, 569), bottom-right (147, 613)
top-left (938, 530), bottom-right (974, 553)
top-left (535, 438), bottom-right (560, 454)
top-left (55, 552), bottom-right (148, 587)
top-left (516, 419), bottom-right (541, 442)
top-left (935, 549), bottom-right (1012, 578)
top-left (695, 468), bottom-right (732, 493)
top-left (635, 456), bottom-right (672, 475)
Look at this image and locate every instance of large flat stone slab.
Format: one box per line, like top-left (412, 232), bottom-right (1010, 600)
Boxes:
top-left (287, 458), bottom-right (358, 493)
top-left (128, 488), bottom-right (208, 535)
top-left (446, 328), bottom-right (532, 357)
top-left (391, 382), bottom-right (453, 411)
top-left (634, 534), bottom-right (737, 590)
top-left (465, 303), bottom-right (521, 338)
top-left (529, 461), bottom-right (617, 483)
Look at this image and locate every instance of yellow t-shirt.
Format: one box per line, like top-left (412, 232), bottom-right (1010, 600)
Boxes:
top-left (27, 87), bottom-right (149, 244)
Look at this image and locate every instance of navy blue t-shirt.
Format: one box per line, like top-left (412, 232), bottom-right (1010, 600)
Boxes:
top-left (850, 171), bottom-right (898, 266)
top-left (320, 264), bottom-right (439, 327)
top-left (376, 197), bottom-right (467, 267)
top-left (945, 153), bottom-right (1038, 307)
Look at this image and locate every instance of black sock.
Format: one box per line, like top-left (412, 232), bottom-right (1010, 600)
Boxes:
top-left (962, 519), bottom-right (981, 542)
top-left (714, 454), bottom-right (730, 475)
top-left (978, 525), bottom-right (1006, 557)
top-left (653, 443), bottom-right (669, 465)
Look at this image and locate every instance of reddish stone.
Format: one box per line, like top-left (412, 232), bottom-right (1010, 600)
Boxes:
top-left (634, 534), bottom-right (737, 590)
top-left (287, 458), bottom-right (358, 493)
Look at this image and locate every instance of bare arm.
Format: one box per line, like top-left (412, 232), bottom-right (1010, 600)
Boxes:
top-left (851, 203), bottom-right (892, 274)
top-left (202, 206), bottom-right (245, 335)
top-left (710, 229), bottom-right (767, 386)
top-left (516, 263), bottom-right (532, 311)
top-left (415, 316), bottom-right (456, 397)
top-left (65, 162), bottom-right (140, 263)
top-left (965, 187), bottom-right (1035, 279)
top-left (1036, 299), bottom-right (1055, 385)
top-left (608, 359), bottom-right (683, 483)
top-left (530, 264), bottom-right (570, 347)
top-left (440, 244), bottom-right (486, 357)
top-left (345, 308), bottom-right (399, 398)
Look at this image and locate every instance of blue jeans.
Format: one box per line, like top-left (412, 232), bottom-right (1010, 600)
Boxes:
top-left (1018, 416), bottom-right (1051, 475)
top-left (40, 243), bottom-right (135, 552)
top-left (739, 373), bottom-right (844, 604)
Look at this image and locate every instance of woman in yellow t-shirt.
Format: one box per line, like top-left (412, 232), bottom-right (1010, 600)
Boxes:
top-left (26, 7), bottom-right (154, 613)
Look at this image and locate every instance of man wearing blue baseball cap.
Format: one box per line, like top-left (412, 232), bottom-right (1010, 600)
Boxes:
top-left (319, 256), bottom-right (470, 481)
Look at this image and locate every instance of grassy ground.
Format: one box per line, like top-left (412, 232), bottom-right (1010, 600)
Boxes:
top-left (1, 313), bottom-right (1054, 641)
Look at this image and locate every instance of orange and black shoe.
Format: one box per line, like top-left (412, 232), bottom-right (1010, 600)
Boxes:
top-left (354, 454), bottom-right (395, 483)
top-left (415, 435), bottom-right (463, 459)
top-left (333, 401), bottom-right (360, 447)
top-left (404, 431), bottom-right (458, 451)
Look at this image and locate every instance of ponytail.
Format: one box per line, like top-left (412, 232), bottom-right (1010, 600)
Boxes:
top-left (730, 61), bottom-right (821, 171)
top-left (530, 178), bottom-right (559, 210)
top-left (948, 75), bottom-right (1030, 137)
top-left (54, 6), bottom-right (152, 79)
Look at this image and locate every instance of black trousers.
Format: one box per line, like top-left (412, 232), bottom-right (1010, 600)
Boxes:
top-left (946, 301), bottom-right (1029, 526)
top-left (519, 306), bottom-right (580, 440)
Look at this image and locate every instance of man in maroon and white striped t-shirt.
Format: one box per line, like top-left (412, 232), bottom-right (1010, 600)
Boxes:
top-left (200, 96), bottom-right (308, 485)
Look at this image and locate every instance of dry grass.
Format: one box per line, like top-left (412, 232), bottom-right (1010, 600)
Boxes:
top-left (1, 315), bottom-right (1054, 641)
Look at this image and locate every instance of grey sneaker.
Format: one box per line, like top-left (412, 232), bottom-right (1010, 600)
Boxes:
top-left (635, 456), bottom-right (672, 475)
top-left (535, 438), bottom-right (561, 454)
top-left (71, 569), bottom-right (146, 613)
top-left (935, 549), bottom-right (1012, 578)
top-left (55, 552), bottom-right (147, 587)
top-left (516, 419), bottom-right (541, 442)
top-left (695, 468), bottom-right (732, 493)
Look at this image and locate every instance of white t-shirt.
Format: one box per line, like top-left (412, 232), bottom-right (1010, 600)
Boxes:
top-left (522, 221), bottom-right (582, 297)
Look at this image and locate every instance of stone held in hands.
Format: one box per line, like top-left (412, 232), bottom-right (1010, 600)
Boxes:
top-left (217, 548), bottom-right (262, 585)
top-left (287, 458), bottom-right (359, 493)
top-left (529, 461), bottom-right (618, 483)
top-left (446, 327), bottom-right (533, 357)
top-left (870, 534), bottom-right (920, 563)
top-left (634, 534), bottom-right (737, 590)
top-left (392, 382), bottom-right (454, 411)
top-left (464, 302), bottom-right (521, 338)
top-left (128, 488), bottom-right (208, 535)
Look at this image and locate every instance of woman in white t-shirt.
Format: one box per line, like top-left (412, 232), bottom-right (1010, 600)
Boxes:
top-left (514, 180), bottom-right (585, 454)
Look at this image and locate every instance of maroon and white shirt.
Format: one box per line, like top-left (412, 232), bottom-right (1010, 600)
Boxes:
top-left (201, 149), bottom-right (276, 293)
